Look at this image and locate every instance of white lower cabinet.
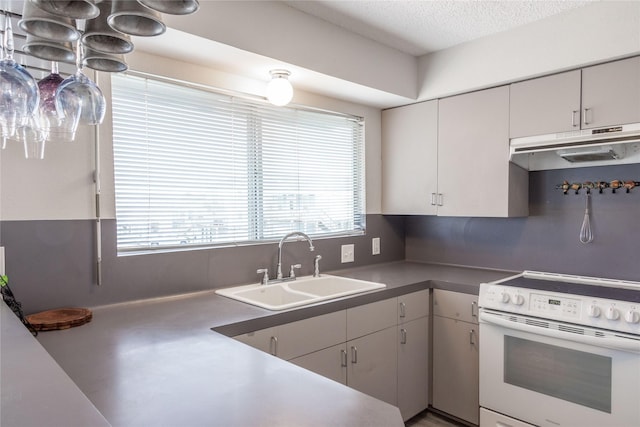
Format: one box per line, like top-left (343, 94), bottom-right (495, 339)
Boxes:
top-left (347, 326), bottom-right (398, 406)
top-left (432, 289), bottom-right (480, 425)
top-left (234, 290), bottom-right (430, 418)
top-left (398, 316), bottom-right (429, 421)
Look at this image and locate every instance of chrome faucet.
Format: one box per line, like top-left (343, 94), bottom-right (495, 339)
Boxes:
top-left (277, 231), bottom-right (314, 279)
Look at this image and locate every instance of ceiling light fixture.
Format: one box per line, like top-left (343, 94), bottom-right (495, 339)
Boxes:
top-left (266, 69), bottom-right (293, 106)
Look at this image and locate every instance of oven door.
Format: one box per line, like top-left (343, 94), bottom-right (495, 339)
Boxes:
top-left (479, 309), bottom-right (640, 427)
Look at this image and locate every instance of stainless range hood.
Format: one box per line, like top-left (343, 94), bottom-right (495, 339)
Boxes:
top-left (510, 123), bottom-right (640, 170)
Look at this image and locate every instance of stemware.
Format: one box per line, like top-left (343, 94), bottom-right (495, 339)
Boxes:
top-left (17, 113), bottom-right (46, 160)
top-left (38, 62), bottom-right (80, 142)
top-left (0, 13), bottom-right (40, 139)
top-left (55, 41), bottom-right (106, 126)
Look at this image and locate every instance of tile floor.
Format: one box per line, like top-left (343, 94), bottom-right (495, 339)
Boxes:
top-left (405, 410), bottom-right (466, 427)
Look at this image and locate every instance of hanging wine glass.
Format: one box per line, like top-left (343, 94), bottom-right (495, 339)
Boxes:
top-left (37, 61), bottom-right (80, 142)
top-left (55, 40), bottom-right (106, 127)
top-left (0, 12), bottom-right (40, 139)
top-left (17, 113), bottom-right (46, 160)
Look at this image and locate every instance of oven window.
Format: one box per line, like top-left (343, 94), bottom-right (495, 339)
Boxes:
top-left (504, 336), bottom-right (612, 413)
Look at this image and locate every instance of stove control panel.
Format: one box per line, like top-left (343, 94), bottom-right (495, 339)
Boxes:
top-left (530, 293), bottom-right (581, 319)
top-left (479, 283), bottom-right (640, 334)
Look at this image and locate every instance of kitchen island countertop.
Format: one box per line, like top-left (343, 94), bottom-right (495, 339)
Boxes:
top-left (4, 261), bottom-right (514, 427)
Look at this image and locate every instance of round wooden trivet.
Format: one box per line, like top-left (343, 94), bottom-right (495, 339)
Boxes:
top-left (26, 308), bottom-right (92, 331)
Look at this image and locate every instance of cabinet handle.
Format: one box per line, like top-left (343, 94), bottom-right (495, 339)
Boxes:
top-left (571, 110), bottom-right (579, 127)
top-left (340, 349), bottom-right (348, 367)
top-left (399, 302), bottom-right (406, 318)
top-left (437, 193), bottom-right (444, 206)
top-left (351, 346), bottom-right (358, 364)
top-left (471, 301), bottom-right (478, 319)
top-left (430, 193), bottom-right (437, 206)
top-left (496, 422), bottom-right (515, 427)
top-left (270, 336), bottom-right (278, 356)
top-left (400, 328), bottom-right (407, 344)
top-left (583, 108), bottom-right (591, 125)
top-left (470, 329), bottom-right (476, 346)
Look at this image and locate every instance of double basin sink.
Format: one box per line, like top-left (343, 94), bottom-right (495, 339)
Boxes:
top-left (216, 275), bottom-right (386, 310)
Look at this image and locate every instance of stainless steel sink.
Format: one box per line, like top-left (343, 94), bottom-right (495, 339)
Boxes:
top-left (215, 275), bottom-right (385, 310)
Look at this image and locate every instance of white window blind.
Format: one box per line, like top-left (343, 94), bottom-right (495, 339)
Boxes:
top-left (111, 73), bottom-right (365, 253)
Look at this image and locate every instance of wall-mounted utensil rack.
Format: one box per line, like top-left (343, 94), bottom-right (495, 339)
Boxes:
top-left (556, 180), bottom-right (639, 194)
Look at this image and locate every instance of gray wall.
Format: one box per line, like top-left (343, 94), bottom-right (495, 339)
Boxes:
top-left (1, 214), bottom-right (405, 314)
top-left (406, 164), bottom-right (640, 280)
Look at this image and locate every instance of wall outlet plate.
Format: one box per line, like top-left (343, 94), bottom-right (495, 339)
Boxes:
top-left (341, 244), bottom-right (355, 263)
top-left (372, 237), bottom-right (380, 255)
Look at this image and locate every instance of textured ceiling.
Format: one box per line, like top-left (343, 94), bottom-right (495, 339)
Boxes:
top-left (283, 0), bottom-right (594, 56)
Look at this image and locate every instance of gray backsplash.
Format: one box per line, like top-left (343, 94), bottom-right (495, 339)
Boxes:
top-left (0, 214), bottom-right (405, 314)
top-left (406, 164), bottom-right (640, 281)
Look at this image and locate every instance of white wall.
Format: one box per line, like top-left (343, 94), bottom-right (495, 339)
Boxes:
top-left (0, 121), bottom-right (96, 221)
top-left (417, 1), bottom-right (640, 101)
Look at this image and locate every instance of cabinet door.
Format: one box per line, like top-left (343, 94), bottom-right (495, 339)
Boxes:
top-left (347, 326), bottom-right (398, 406)
top-left (510, 70), bottom-right (581, 138)
top-left (581, 56), bottom-right (640, 129)
top-left (382, 100), bottom-right (438, 215)
top-left (432, 316), bottom-right (479, 425)
top-left (398, 289), bottom-right (429, 324)
top-left (397, 317), bottom-right (429, 421)
top-left (289, 343), bottom-right (347, 385)
top-left (433, 289), bottom-right (479, 324)
top-left (438, 85), bottom-right (527, 217)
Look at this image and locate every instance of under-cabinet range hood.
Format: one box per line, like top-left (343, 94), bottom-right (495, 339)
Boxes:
top-left (510, 123), bottom-right (640, 171)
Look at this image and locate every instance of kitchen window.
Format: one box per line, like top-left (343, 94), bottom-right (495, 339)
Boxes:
top-left (110, 73), bottom-right (365, 253)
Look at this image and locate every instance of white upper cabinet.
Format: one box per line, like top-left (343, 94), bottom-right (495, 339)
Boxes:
top-left (382, 100), bottom-right (438, 215)
top-left (438, 86), bottom-right (528, 217)
top-left (510, 56), bottom-right (640, 138)
top-left (581, 56), bottom-right (640, 129)
top-left (510, 70), bottom-right (581, 138)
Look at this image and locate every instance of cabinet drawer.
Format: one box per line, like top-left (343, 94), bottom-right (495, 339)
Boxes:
top-left (347, 298), bottom-right (397, 340)
top-left (433, 289), bottom-right (479, 324)
top-left (233, 327), bottom-right (275, 354)
top-left (277, 310), bottom-right (346, 360)
top-left (398, 289), bottom-right (429, 323)
top-left (233, 310), bottom-right (346, 360)
top-left (480, 408), bottom-right (535, 427)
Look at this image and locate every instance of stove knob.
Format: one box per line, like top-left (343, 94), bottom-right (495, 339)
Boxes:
top-left (512, 294), bottom-right (525, 306)
top-left (587, 304), bottom-right (601, 318)
top-left (624, 309), bottom-right (640, 324)
top-left (500, 291), bottom-right (510, 303)
top-left (606, 306), bottom-right (620, 321)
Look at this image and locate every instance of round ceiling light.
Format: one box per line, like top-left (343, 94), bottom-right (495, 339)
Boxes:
top-left (266, 69), bottom-right (293, 106)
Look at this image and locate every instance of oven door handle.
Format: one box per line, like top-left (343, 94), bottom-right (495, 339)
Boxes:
top-left (479, 311), bottom-right (640, 354)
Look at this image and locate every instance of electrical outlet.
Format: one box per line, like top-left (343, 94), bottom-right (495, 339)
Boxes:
top-left (372, 237), bottom-right (380, 255)
top-left (341, 244), bottom-right (354, 263)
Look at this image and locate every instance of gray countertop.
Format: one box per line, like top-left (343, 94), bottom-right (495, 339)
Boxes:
top-left (3, 261), bottom-right (515, 427)
top-left (1, 303), bottom-right (110, 427)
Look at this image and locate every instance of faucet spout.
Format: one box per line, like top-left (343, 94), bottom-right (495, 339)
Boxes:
top-left (277, 232), bottom-right (314, 279)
